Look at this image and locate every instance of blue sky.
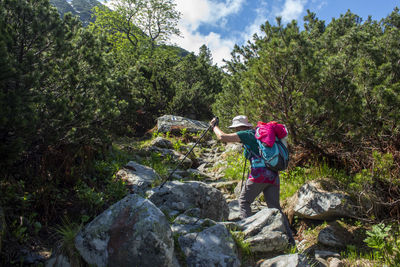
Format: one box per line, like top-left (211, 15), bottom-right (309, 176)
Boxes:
top-left (103, 0), bottom-right (399, 66)
top-left (168, 0), bottom-right (399, 66)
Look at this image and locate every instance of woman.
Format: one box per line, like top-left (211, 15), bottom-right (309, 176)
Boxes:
top-left (210, 115), bottom-right (295, 245)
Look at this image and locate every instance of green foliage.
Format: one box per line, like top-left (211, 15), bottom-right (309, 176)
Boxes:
top-left (11, 220), bottom-right (28, 244)
top-left (346, 151), bottom-right (398, 219)
top-left (141, 152), bottom-right (173, 178)
top-left (230, 231), bottom-right (253, 262)
top-left (284, 244), bottom-right (298, 254)
top-left (218, 151), bottom-right (245, 181)
top-left (341, 244), bottom-right (375, 264)
top-left (54, 217), bottom-right (84, 266)
top-left (213, 8), bottom-right (400, 172)
top-left (280, 167), bottom-right (309, 200)
top-left (173, 139), bottom-right (184, 151)
top-left (75, 181), bottom-right (105, 214)
top-left (364, 223), bottom-right (400, 266)
top-left (173, 233), bottom-right (187, 266)
top-left (96, 0), bottom-right (181, 46)
top-left (168, 46), bottom-right (225, 120)
top-left (105, 178), bottom-right (128, 203)
top-left (0, 0), bottom-right (120, 176)
top-left (180, 128), bottom-right (188, 139)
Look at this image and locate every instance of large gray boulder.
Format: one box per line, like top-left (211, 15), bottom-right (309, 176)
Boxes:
top-left (259, 253), bottom-right (310, 267)
top-left (178, 224), bottom-right (240, 267)
top-left (115, 161), bottom-right (161, 194)
top-left (147, 181), bottom-right (229, 221)
top-left (237, 208), bottom-right (289, 253)
top-left (157, 115), bottom-right (209, 133)
top-left (290, 180), bottom-right (354, 220)
top-left (75, 194), bottom-right (175, 267)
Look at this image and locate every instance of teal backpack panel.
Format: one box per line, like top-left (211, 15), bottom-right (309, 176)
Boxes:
top-left (256, 138), bottom-right (289, 172)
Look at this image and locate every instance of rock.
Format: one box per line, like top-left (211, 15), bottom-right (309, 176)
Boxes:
top-left (115, 161), bottom-right (161, 194)
top-left (20, 248), bottom-right (45, 265)
top-left (178, 224), bottom-right (240, 267)
top-left (171, 214), bottom-right (217, 235)
top-left (234, 180), bottom-right (246, 198)
top-left (328, 257), bottom-right (344, 267)
top-left (228, 200), bottom-right (241, 221)
top-left (157, 115), bottom-right (209, 134)
top-left (206, 140), bottom-right (218, 147)
top-left (75, 194), bottom-right (175, 267)
top-left (314, 257), bottom-right (329, 267)
top-left (147, 181), bottom-right (229, 221)
top-left (318, 226), bottom-right (346, 248)
top-left (296, 239), bottom-right (308, 251)
top-left (46, 254), bottom-right (71, 267)
top-left (150, 137), bottom-right (174, 149)
top-left (225, 143), bottom-right (243, 152)
top-left (314, 250), bottom-right (341, 259)
top-left (186, 168), bottom-right (212, 180)
top-left (290, 180), bottom-right (354, 220)
top-left (237, 208), bottom-right (289, 253)
top-left (209, 180), bottom-right (238, 194)
top-left (197, 162), bottom-right (212, 173)
top-left (258, 253), bottom-right (311, 267)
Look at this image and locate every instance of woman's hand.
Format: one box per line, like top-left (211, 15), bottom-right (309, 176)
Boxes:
top-left (210, 117), bottom-right (219, 128)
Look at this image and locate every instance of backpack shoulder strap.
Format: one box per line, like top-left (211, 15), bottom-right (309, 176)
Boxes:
top-left (243, 143), bottom-right (260, 160)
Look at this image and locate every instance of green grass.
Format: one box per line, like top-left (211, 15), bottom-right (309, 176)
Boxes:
top-left (341, 245), bottom-right (377, 267)
top-left (173, 233), bottom-right (187, 267)
top-left (279, 167), bottom-right (309, 200)
top-left (140, 152), bottom-right (176, 179)
top-left (216, 150), bottom-right (246, 181)
top-left (230, 231), bottom-right (253, 262)
top-left (53, 217), bottom-right (83, 266)
top-left (280, 162), bottom-right (352, 201)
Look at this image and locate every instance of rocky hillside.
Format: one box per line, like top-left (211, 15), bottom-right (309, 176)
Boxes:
top-left (50, 0), bottom-right (103, 26)
top-left (41, 115), bottom-right (373, 267)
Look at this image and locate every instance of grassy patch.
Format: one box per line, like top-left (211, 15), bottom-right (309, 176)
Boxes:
top-left (53, 217), bottom-right (84, 266)
top-left (280, 167), bottom-right (310, 201)
top-left (140, 152), bottom-right (176, 179)
top-left (173, 233), bottom-right (187, 267)
top-left (230, 231), bottom-right (253, 264)
top-left (280, 163), bottom-right (351, 201)
top-left (341, 245), bottom-right (376, 267)
top-left (212, 150), bottom-right (245, 181)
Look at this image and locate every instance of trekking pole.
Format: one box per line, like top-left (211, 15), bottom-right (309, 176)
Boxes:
top-left (240, 157), bottom-right (247, 193)
top-left (159, 117), bottom-right (219, 188)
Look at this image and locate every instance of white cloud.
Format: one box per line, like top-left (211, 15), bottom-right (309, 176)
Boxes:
top-left (312, 0), bottom-right (327, 11)
top-left (170, 28), bottom-right (236, 66)
top-left (241, 0), bottom-right (269, 43)
top-left (277, 0), bottom-right (308, 23)
top-left (102, 0), bottom-right (246, 66)
top-left (175, 0), bottom-right (245, 30)
top-left (171, 0), bottom-right (245, 66)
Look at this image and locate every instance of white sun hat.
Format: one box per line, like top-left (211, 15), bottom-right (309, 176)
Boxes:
top-left (228, 115), bottom-right (253, 128)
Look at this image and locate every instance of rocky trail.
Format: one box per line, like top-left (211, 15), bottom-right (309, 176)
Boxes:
top-left (46, 116), bottom-right (361, 267)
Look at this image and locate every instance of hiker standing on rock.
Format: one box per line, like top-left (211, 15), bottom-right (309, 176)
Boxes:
top-left (210, 115), bottom-right (295, 245)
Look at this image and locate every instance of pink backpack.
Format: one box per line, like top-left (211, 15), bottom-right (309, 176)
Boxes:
top-left (255, 121), bottom-right (287, 147)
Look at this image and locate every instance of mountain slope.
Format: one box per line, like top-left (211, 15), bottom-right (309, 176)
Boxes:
top-left (50, 0), bottom-right (103, 26)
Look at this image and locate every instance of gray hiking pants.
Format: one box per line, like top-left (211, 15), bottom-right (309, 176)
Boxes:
top-left (239, 178), bottom-right (295, 243)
